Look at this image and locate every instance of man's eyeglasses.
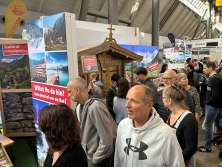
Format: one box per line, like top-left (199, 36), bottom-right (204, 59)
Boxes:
top-left (162, 77), bottom-right (175, 81)
top-left (171, 83), bottom-right (181, 90)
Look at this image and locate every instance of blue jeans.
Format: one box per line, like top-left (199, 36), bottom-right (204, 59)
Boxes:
top-left (204, 105), bottom-right (222, 149)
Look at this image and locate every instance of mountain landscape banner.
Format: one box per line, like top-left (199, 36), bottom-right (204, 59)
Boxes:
top-left (120, 44), bottom-right (159, 82)
top-left (26, 12), bottom-right (76, 166)
top-left (0, 44), bottom-right (30, 89)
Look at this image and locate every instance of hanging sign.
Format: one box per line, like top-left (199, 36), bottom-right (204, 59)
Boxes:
top-left (81, 55), bottom-right (98, 73)
top-left (167, 33), bottom-right (175, 46)
top-left (5, 0), bottom-right (27, 38)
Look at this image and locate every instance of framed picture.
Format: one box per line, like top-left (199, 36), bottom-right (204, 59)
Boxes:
top-left (81, 55), bottom-right (99, 73)
top-left (0, 143), bottom-right (13, 167)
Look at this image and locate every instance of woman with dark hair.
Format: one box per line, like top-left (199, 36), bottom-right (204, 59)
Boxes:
top-left (160, 63), bottom-right (168, 73)
top-left (162, 84), bottom-right (198, 167)
top-left (113, 78), bottom-right (130, 125)
top-left (38, 103), bottom-right (87, 167)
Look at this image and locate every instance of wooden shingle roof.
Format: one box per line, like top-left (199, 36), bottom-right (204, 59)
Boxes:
top-left (77, 41), bottom-right (143, 62)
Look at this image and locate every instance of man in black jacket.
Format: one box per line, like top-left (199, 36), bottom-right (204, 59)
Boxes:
top-left (198, 62), bottom-right (222, 153)
top-left (155, 70), bottom-right (195, 122)
top-left (105, 73), bottom-right (120, 119)
top-left (186, 63), bottom-right (199, 91)
top-left (134, 67), bottom-right (157, 102)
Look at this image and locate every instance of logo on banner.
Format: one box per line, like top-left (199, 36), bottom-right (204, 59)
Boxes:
top-left (167, 33), bottom-right (175, 46)
top-left (5, 0), bottom-right (27, 38)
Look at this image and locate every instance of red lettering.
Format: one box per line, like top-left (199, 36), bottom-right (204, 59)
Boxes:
top-left (8, 17), bottom-right (22, 37)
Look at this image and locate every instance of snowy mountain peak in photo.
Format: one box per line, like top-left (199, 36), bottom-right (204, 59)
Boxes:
top-left (1, 58), bottom-right (14, 63)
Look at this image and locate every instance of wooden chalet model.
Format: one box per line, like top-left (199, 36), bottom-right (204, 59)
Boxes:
top-left (77, 24), bottom-right (143, 89)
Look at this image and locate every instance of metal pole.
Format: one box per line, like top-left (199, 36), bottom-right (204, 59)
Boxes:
top-left (79, 0), bottom-right (90, 21)
top-left (108, 0), bottom-right (118, 25)
top-left (211, 9), bottom-right (216, 38)
top-left (206, 2), bottom-right (211, 39)
top-left (152, 0), bottom-right (160, 47)
top-left (129, 0), bottom-right (139, 27)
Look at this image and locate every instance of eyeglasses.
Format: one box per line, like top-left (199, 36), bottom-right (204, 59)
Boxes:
top-left (162, 77), bottom-right (175, 81)
top-left (171, 83), bottom-right (182, 90)
top-left (162, 96), bottom-right (168, 99)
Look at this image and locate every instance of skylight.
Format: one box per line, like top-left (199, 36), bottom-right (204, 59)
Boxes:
top-left (179, 0), bottom-right (222, 32)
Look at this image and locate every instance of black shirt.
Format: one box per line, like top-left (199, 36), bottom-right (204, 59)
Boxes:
top-left (44, 145), bottom-right (87, 167)
top-left (206, 74), bottom-right (222, 108)
top-left (167, 113), bottom-right (198, 162)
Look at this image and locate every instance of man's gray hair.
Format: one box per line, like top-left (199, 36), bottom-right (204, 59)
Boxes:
top-left (133, 85), bottom-right (155, 104)
top-left (68, 77), bottom-right (88, 91)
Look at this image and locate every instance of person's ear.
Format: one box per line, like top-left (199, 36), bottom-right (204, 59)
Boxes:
top-left (76, 86), bottom-right (80, 93)
top-left (149, 102), bottom-right (154, 108)
top-left (146, 102), bottom-right (154, 111)
top-left (168, 98), bottom-right (172, 104)
top-left (175, 75), bottom-right (178, 82)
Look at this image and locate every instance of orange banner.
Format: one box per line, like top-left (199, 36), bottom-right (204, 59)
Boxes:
top-left (5, 0), bottom-right (27, 38)
top-left (216, 0), bottom-right (222, 6)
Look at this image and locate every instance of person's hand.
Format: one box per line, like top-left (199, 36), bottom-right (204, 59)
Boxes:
top-left (195, 113), bottom-right (200, 123)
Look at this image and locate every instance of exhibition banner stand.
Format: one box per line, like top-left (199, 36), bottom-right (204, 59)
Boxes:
top-left (0, 39), bottom-right (37, 138)
top-left (163, 42), bottom-right (192, 69)
top-left (120, 44), bottom-right (159, 82)
top-left (26, 12), bottom-right (78, 166)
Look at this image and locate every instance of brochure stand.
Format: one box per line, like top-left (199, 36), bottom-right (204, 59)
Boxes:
top-left (0, 143), bottom-right (13, 167)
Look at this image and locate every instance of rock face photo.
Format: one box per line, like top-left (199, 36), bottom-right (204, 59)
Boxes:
top-left (2, 92), bottom-right (35, 134)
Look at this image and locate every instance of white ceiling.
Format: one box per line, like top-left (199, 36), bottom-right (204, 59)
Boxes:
top-left (0, 0), bottom-right (220, 39)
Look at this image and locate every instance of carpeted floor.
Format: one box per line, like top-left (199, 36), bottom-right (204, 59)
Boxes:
top-left (6, 137), bottom-right (37, 167)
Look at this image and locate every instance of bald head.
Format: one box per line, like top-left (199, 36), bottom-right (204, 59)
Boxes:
top-left (129, 85), bottom-right (155, 104)
top-left (162, 70), bottom-right (177, 87)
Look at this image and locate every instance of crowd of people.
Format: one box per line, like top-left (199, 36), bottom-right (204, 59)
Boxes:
top-left (38, 57), bottom-right (222, 167)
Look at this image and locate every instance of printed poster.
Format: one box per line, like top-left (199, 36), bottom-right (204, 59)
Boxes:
top-left (120, 44), bottom-right (159, 82)
top-left (27, 12), bottom-right (72, 166)
top-left (0, 44), bottom-right (30, 89)
top-left (163, 43), bottom-right (192, 69)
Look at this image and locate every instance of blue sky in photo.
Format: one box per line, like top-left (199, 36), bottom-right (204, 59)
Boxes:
top-left (120, 44), bottom-right (133, 52)
top-left (45, 51), bottom-right (68, 68)
top-left (26, 19), bottom-right (43, 28)
top-left (29, 52), bottom-right (45, 60)
top-left (43, 12), bottom-right (64, 28)
top-left (134, 45), bottom-right (159, 53)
